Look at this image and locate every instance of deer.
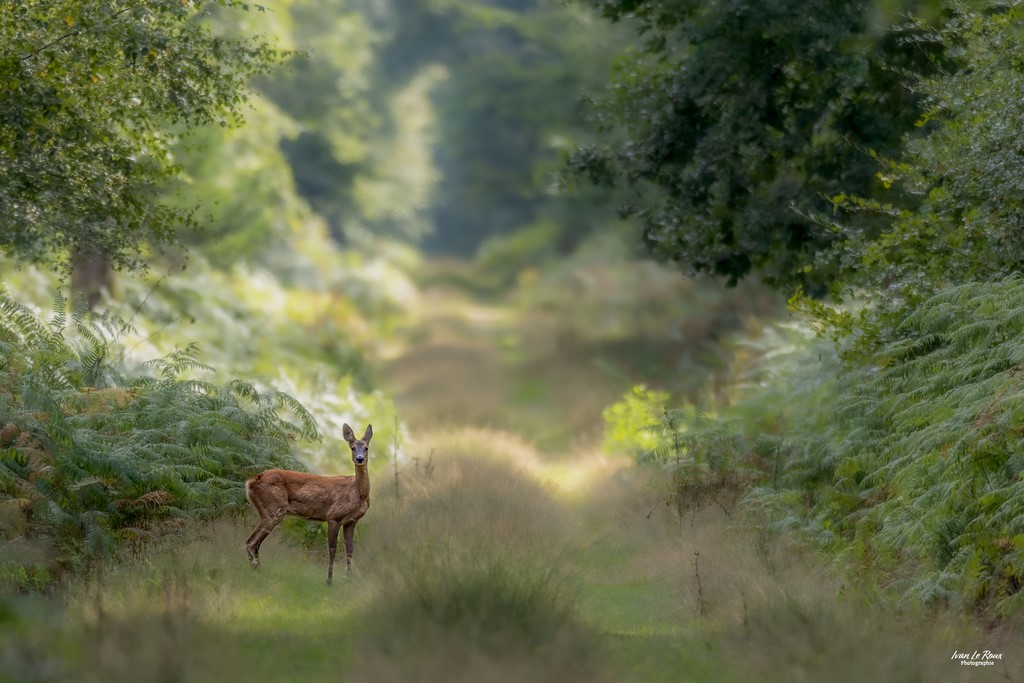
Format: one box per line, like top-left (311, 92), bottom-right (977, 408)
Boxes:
top-left (244, 423), bottom-right (372, 585)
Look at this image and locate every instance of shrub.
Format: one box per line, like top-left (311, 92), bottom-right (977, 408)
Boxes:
top-left (755, 278), bottom-right (1024, 615)
top-left (0, 292), bottom-right (317, 587)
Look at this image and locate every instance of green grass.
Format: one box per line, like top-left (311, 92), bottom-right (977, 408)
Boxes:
top-left (5, 435), bottom-right (1024, 683)
top-left (4, 258), bottom-right (1024, 683)
top-left (2, 525), bottom-right (359, 683)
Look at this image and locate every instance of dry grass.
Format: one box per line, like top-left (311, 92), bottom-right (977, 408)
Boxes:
top-left (361, 441), bottom-right (574, 568)
top-left (379, 340), bottom-right (511, 431)
top-left (6, 258), bottom-right (1024, 683)
top-left (5, 426), bottom-right (1024, 683)
top-left (535, 451), bottom-right (1024, 683)
top-left (326, 436), bottom-right (608, 683)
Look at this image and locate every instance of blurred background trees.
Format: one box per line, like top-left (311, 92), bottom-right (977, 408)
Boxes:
top-left (0, 0), bottom-right (281, 305)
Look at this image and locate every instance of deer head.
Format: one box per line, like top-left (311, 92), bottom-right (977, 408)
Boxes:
top-left (343, 423), bottom-right (373, 466)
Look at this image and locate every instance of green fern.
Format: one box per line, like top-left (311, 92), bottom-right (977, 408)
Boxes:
top-left (761, 278), bottom-right (1024, 614)
top-left (0, 290), bottom-right (315, 589)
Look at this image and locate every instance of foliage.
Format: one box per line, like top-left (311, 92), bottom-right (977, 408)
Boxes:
top-left (574, 1), bottom-right (1024, 620)
top-left (0, 0), bottom-right (281, 272)
top-left (167, 93), bottom-right (316, 268)
top-left (601, 384), bottom-right (670, 457)
top-left (370, 0), bottom-right (632, 255)
top-left (605, 382), bottom-right (766, 517)
top-left (836, 4), bottom-right (1024, 309)
top-left (568, 0), bottom-right (945, 293)
top-left (471, 221), bottom-right (565, 292)
top-left (659, 280), bottom-right (1024, 614)
top-left (0, 291), bottom-right (315, 587)
top-left (625, 240), bottom-right (1024, 609)
top-left (513, 232), bottom-right (782, 388)
top-left (767, 279), bottom-right (1024, 614)
top-left (252, 0), bottom-right (398, 246)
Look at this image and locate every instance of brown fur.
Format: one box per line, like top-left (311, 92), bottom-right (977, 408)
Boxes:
top-left (245, 423), bottom-right (372, 585)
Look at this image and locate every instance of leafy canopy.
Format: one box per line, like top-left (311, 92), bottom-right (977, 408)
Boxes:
top-left (568, 0), bottom-right (943, 293)
top-left (850, 4), bottom-right (1024, 303)
top-left (0, 0), bottom-right (279, 273)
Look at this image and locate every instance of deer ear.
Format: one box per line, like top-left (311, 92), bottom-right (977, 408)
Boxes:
top-left (343, 423), bottom-right (355, 444)
top-left (363, 424), bottom-right (373, 443)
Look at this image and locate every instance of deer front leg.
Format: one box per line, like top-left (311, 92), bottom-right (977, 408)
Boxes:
top-left (343, 521), bottom-right (356, 575)
top-left (327, 519), bottom-right (341, 586)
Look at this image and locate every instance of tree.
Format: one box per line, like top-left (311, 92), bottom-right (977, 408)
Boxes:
top-left (568, 0), bottom-right (945, 294)
top-left (0, 0), bottom-right (279, 299)
top-left (852, 4), bottom-right (1024, 304)
top-left (370, 0), bottom-right (631, 255)
top-left (254, 0), bottom-right (384, 246)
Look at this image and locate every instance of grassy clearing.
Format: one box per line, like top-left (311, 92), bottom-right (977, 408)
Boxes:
top-left (4, 428), bottom-right (1023, 682)
top-left (381, 239), bottom-right (780, 451)
top-left (5, 256), bottom-right (1023, 682)
top-left (3, 520), bottom-right (359, 683)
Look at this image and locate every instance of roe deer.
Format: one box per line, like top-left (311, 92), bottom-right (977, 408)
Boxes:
top-left (245, 423), bottom-right (372, 585)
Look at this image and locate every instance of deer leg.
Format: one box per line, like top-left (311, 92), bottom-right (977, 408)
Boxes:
top-left (245, 513), bottom-right (271, 548)
top-left (326, 519), bottom-right (341, 586)
top-left (245, 513), bottom-right (275, 568)
top-left (245, 520), bottom-right (266, 568)
top-left (343, 522), bottom-right (356, 574)
top-left (247, 508), bottom-right (286, 569)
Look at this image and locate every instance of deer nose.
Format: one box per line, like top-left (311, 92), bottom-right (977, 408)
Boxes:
top-left (355, 455), bottom-right (365, 464)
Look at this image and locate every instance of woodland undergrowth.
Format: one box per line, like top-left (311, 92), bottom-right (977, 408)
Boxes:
top-left (614, 278), bottom-right (1024, 618)
top-left (0, 291), bottom-right (317, 589)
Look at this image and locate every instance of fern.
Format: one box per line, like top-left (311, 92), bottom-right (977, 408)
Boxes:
top-left (763, 278), bottom-right (1024, 614)
top-left (0, 290), bottom-right (314, 589)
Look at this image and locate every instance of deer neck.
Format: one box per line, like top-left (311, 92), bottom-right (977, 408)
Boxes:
top-left (354, 463), bottom-right (370, 500)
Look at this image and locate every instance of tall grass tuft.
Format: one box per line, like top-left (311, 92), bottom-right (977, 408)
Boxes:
top-left (350, 558), bottom-right (605, 683)
top-left (342, 431), bottom-right (605, 681)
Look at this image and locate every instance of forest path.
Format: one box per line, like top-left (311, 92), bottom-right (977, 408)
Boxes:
top-left (363, 271), bottom-right (1010, 683)
top-left (376, 280), bottom-right (635, 451)
top-left (369, 277), bottom-right (731, 679)
top-left (29, 270), bottom-right (1014, 683)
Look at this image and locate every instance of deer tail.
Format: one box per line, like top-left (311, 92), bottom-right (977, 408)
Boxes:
top-left (245, 472), bottom-right (263, 504)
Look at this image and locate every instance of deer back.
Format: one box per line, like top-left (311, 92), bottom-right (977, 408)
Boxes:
top-left (248, 469), bottom-right (366, 523)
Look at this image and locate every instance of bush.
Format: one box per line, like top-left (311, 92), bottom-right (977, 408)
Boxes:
top-left (757, 278), bottom-right (1024, 615)
top-left (0, 292), bottom-right (317, 587)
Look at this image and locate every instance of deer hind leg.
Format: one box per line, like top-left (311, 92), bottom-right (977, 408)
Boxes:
top-left (245, 501), bottom-right (271, 548)
top-left (326, 520), bottom-right (341, 586)
top-left (246, 508), bottom-right (286, 569)
top-left (343, 521), bottom-right (356, 574)
top-left (245, 519), bottom-right (270, 568)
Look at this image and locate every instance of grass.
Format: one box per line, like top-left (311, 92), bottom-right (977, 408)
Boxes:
top-left (4, 429), bottom-right (1023, 683)
top-left (4, 256), bottom-right (1024, 683)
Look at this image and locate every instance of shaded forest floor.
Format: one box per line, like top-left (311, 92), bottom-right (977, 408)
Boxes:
top-left (6, 267), bottom-right (1022, 683)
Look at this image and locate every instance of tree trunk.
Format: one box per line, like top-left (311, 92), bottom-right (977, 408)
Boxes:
top-left (71, 248), bottom-right (114, 310)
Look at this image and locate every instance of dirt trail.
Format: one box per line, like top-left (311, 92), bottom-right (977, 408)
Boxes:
top-left (377, 282), bottom-right (635, 451)
top-left (378, 284), bottom-right (517, 432)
